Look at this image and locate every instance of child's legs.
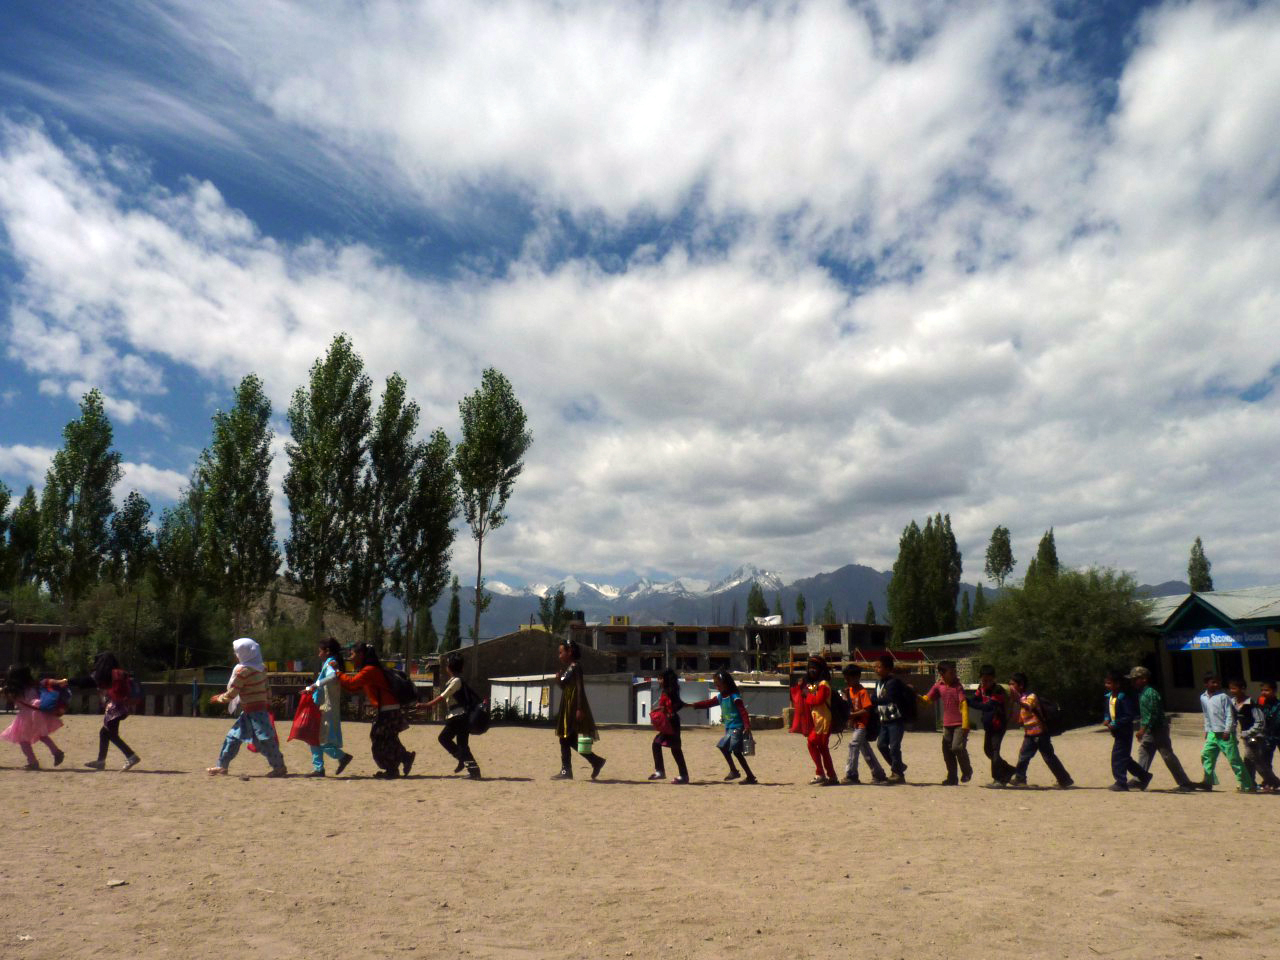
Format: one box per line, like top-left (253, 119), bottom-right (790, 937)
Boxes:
top-left (845, 728), bottom-right (863, 778)
top-left (218, 727), bottom-right (244, 768)
top-left (717, 732), bottom-right (739, 773)
top-left (559, 737), bottom-right (574, 771)
top-left (310, 744), bottom-right (326, 772)
top-left (669, 744), bottom-right (689, 780)
top-left (1037, 735), bottom-right (1072, 784)
top-left (1109, 729), bottom-right (1132, 784)
top-left (1014, 735), bottom-right (1036, 778)
top-left (1200, 735), bottom-right (1222, 783)
top-left (733, 746), bottom-right (754, 779)
top-left (951, 727), bottom-right (972, 777)
top-left (451, 719), bottom-right (474, 764)
top-left (101, 718), bottom-right (133, 759)
top-left (19, 741), bottom-right (37, 764)
top-left (246, 711), bottom-right (285, 769)
top-left (651, 738), bottom-right (666, 774)
top-left (860, 739), bottom-right (886, 778)
top-left (808, 732), bottom-right (835, 779)
top-left (38, 735), bottom-right (61, 758)
top-left (1220, 736), bottom-right (1248, 787)
top-left (438, 723), bottom-right (460, 758)
top-left (940, 728), bottom-right (958, 780)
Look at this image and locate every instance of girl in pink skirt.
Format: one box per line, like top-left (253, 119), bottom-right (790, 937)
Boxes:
top-left (2, 665), bottom-right (66, 770)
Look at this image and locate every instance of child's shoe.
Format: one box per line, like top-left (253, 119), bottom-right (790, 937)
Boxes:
top-left (206, 766), bottom-right (228, 775)
top-left (121, 755), bottom-right (141, 771)
top-left (647, 771), bottom-right (665, 780)
top-left (466, 762), bottom-right (481, 780)
top-left (52, 750), bottom-right (65, 767)
top-left (265, 766), bottom-right (288, 778)
top-left (740, 775), bottom-right (758, 785)
top-left (335, 753), bottom-right (353, 776)
top-left (550, 769), bottom-right (572, 780)
top-left (723, 769), bottom-right (741, 781)
top-left (589, 756), bottom-right (606, 780)
top-left (84, 759), bottom-right (106, 770)
top-left (671, 776), bottom-right (689, 785)
top-left (23, 760), bottom-right (39, 770)
top-left (402, 752), bottom-right (416, 777)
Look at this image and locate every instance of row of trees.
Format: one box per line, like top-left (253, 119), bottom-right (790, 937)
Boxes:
top-left (0, 335), bottom-right (532, 673)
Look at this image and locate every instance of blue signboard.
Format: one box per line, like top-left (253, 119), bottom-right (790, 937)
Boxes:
top-left (1165, 627), bottom-right (1270, 651)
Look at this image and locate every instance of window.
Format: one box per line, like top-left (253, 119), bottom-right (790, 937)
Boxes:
top-left (1248, 647), bottom-right (1280, 685)
top-left (676, 631), bottom-right (699, 646)
top-left (615, 656), bottom-right (629, 672)
top-left (1171, 652), bottom-right (1195, 689)
top-left (1216, 650), bottom-right (1244, 685)
top-left (676, 655), bottom-right (699, 672)
top-left (708, 631), bottom-right (730, 646)
top-left (640, 631), bottom-right (662, 646)
top-left (608, 631), bottom-right (629, 645)
top-left (640, 656), bottom-right (662, 672)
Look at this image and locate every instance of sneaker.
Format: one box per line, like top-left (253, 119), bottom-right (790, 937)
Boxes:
top-left (821, 777), bottom-right (839, 786)
top-left (1008, 776), bottom-right (1027, 787)
top-left (52, 751), bottom-right (65, 767)
top-left (84, 759), bottom-right (106, 770)
top-left (986, 779), bottom-right (1007, 788)
top-left (960, 770), bottom-right (973, 783)
top-left (23, 760), bottom-right (39, 770)
top-left (265, 766), bottom-right (288, 779)
top-left (402, 752), bottom-right (416, 777)
top-left (740, 775), bottom-right (758, 785)
top-left (121, 755), bottom-right (141, 771)
top-left (842, 775), bottom-right (861, 785)
top-left (1108, 782), bottom-right (1129, 792)
top-left (454, 760), bottom-right (465, 774)
top-left (648, 771), bottom-right (665, 781)
top-left (1126, 778), bottom-right (1144, 790)
top-left (724, 770), bottom-right (741, 781)
top-left (940, 778), bottom-right (959, 786)
top-left (335, 753), bottom-right (353, 776)
top-left (1195, 779), bottom-right (1214, 791)
top-left (1138, 771), bottom-right (1153, 791)
top-left (886, 772), bottom-right (905, 784)
top-left (871, 773), bottom-right (888, 784)
top-left (550, 769), bottom-right (572, 780)
top-left (589, 757), bottom-right (606, 781)
top-left (206, 766), bottom-right (228, 776)
top-left (809, 776), bottom-right (828, 785)
top-left (1056, 779), bottom-right (1075, 789)
top-left (671, 776), bottom-right (689, 785)
top-left (1175, 782), bottom-right (1197, 792)
top-left (466, 764), bottom-right (482, 780)
top-left (305, 770), bottom-right (325, 777)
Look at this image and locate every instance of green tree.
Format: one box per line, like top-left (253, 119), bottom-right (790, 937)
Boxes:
top-left (416, 604), bottom-right (440, 655)
top-left (795, 593), bottom-right (807, 626)
top-left (972, 583), bottom-right (988, 626)
top-left (820, 598), bottom-right (838, 624)
top-left (108, 490), bottom-right (154, 590)
top-left (538, 586), bottom-right (570, 636)
top-left (886, 520), bottom-right (926, 643)
top-left (982, 567), bottom-right (1151, 726)
top-left (888, 514), bottom-right (963, 642)
top-left (8, 486), bottom-right (41, 587)
top-left (455, 368), bottom-right (532, 647)
top-left (284, 335), bottom-right (372, 636)
top-left (864, 600), bottom-right (876, 625)
top-left (37, 388), bottom-right (122, 606)
top-left (1025, 528), bottom-right (1059, 584)
top-left (442, 575), bottom-right (462, 652)
top-left (1188, 537), bottom-right (1214, 592)
top-left (958, 591), bottom-right (972, 630)
top-left (0, 481), bottom-right (11, 588)
top-left (772, 594), bottom-right (783, 618)
top-left (388, 617), bottom-right (404, 652)
top-left (745, 582), bottom-right (768, 623)
top-left (201, 374), bottom-right (280, 634)
top-left (155, 480), bottom-right (206, 670)
top-left (984, 524), bottom-right (1015, 588)
top-left (341, 372), bottom-right (419, 641)
top-left (393, 428), bottom-right (458, 660)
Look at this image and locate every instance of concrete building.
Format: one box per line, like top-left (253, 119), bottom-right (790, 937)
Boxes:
top-left (488, 672), bottom-right (636, 724)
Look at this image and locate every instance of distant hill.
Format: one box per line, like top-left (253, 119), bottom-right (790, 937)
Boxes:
top-left (1137, 580), bottom-right (1191, 598)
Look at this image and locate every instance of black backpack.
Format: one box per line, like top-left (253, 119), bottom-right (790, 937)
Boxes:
top-left (898, 679), bottom-right (918, 723)
top-left (387, 669), bottom-right (419, 706)
top-left (828, 687), bottom-right (851, 735)
top-left (460, 682), bottom-right (490, 735)
top-left (1036, 695), bottom-right (1065, 736)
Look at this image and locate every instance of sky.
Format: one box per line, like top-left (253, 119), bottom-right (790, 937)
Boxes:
top-left (1, 0), bottom-right (1278, 592)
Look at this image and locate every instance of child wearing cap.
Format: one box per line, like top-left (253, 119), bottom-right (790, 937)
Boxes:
top-left (1127, 665), bottom-right (1193, 790)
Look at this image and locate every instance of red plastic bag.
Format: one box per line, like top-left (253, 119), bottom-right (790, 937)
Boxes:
top-left (247, 710), bottom-right (279, 752)
top-left (287, 692), bottom-right (321, 747)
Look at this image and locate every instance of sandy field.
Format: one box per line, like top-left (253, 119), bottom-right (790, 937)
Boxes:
top-left (0, 715), bottom-right (1273, 960)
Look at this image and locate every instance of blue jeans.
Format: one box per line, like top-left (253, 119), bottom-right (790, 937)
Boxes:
top-left (1015, 733), bottom-right (1072, 785)
top-left (311, 743), bottom-right (345, 772)
top-left (218, 711), bottom-right (285, 770)
top-left (876, 720), bottom-right (906, 774)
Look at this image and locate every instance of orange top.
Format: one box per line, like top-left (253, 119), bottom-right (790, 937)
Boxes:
top-left (847, 686), bottom-right (873, 729)
top-left (338, 666), bottom-right (397, 708)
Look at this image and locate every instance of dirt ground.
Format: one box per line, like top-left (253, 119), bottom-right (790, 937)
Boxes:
top-left (0, 716), bottom-right (1272, 960)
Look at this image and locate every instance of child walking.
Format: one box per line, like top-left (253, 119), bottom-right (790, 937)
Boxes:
top-left (207, 638), bottom-right (288, 778)
top-left (1, 666), bottom-right (66, 769)
top-left (301, 638), bottom-right (353, 777)
top-left (691, 670), bottom-right (756, 784)
top-left (338, 642), bottom-right (415, 779)
top-left (1008, 672), bottom-right (1073, 788)
top-left (423, 652), bottom-right (481, 780)
top-left (790, 657), bottom-right (837, 786)
top-left (552, 641), bottom-right (606, 780)
top-left (920, 659), bottom-right (973, 785)
top-left (1230, 678), bottom-right (1275, 792)
top-left (648, 669), bottom-right (691, 783)
top-left (1197, 672), bottom-right (1247, 791)
top-left (60, 651), bottom-right (141, 771)
top-left (840, 664), bottom-right (885, 784)
top-left (1102, 669), bottom-right (1150, 791)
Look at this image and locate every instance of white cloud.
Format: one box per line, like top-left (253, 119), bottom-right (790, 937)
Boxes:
top-left (1, 1), bottom-right (1279, 591)
top-left (0, 444), bottom-right (55, 487)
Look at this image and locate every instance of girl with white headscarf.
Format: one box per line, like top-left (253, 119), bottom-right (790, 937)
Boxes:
top-left (207, 638), bottom-right (288, 777)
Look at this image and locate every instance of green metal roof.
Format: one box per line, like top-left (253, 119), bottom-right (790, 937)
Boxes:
top-left (905, 627), bottom-right (988, 647)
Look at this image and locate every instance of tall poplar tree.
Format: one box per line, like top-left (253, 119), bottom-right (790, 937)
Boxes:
top-left (156, 480), bottom-right (206, 670)
top-left (1188, 537), bottom-right (1214, 592)
top-left (200, 374), bottom-right (280, 635)
top-left (745, 582), bottom-right (768, 623)
top-left (888, 513), bottom-right (963, 643)
top-left (0, 482), bottom-right (11, 588)
top-left (772, 594), bottom-right (784, 618)
top-left (416, 604), bottom-right (440, 655)
top-left (795, 593), bottom-right (807, 626)
top-left (455, 368), bottom-right (532, 646)
top-left (108, 490), bottom-right (154, 590)
top-left (1025, 528), bottom-right (1060, 584)
top-left (864, 600), bottom-right (876, 625)
top-left (442, 575), bottom-right (462, 652)
top-left (341, 372), bottom-right (419, 639)
top-left (38, 388), bottom-right (122, 606)
top-left (984, 525), bottom-right (1015, 588)
top-left (8, 486), bottom-right (40, 587)
top-left (820, 599), bottom-right (838, 624)
top-left (284, 335), bottom-right (372, 635)
top-left (972, 583), bottom-right (988, 626)
top-left (958, 591), bottom-right (972, 630)
top-left (393, 427), bottom-right (458, 660)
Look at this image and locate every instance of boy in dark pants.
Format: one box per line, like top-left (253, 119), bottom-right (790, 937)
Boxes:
top-left (1009, 672), bottom-right (1073, 788)
top-left (872, 654), bottom-right (911, 783)
top-left (1102, 669), bottom-right (1150, 791)
top-left (1127, 665), bottom-right (1193, 790)
top-left (966, 664), bottom-right (1014, 786)
top-left (920, 659), bottom-right (972, 785)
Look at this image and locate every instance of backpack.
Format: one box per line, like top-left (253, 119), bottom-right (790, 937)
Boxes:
top-left (1035, 695), bottom-right (1065, 736)
top-left (37, 682), bottom-right (71, 715)
top-left (898, 680), bottom-right (918, 723)
top-left (128, 675), bottom-right (144, 707)
top-left (460, 682), bottom-right (490, 735)
top-left (387, 669), bottom-right (418, 706)
top-left (650, 699), bottom-right (675, 736)
top-left (828, 687), bottom-right (851, 735)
